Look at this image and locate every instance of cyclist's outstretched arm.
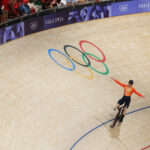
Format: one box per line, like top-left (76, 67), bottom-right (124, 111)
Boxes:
top-left (133, 89), bottom-right (144, 98)
top-left (111, 77), bottom-right (126, 87)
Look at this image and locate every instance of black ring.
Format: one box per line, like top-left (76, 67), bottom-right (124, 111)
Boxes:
top-left (64, 45), bottom-right (91, 67)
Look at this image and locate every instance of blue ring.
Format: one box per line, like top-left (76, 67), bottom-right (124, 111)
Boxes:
top-left (48, 49), bottom-right (76, 71)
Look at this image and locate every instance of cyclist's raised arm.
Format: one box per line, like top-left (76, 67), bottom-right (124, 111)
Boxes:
top-left (133, 88), bottom-right (144, 98)
top-left (111, 77), bottom-right (126, 87)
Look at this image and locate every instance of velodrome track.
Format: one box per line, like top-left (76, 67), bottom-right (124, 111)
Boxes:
top-left (0, 12), bottom-right (150, 150)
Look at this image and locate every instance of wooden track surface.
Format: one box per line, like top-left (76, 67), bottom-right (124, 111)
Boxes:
top-left (0, 12), bottom-right (150, 150)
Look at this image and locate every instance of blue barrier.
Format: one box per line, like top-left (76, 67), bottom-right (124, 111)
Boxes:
top-left (0, 0), bottom-right (150, 45)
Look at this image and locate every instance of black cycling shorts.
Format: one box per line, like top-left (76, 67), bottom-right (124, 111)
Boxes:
top-left (117, 95), bottom-right (131, 108)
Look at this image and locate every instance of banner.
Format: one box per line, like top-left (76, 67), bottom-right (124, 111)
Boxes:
top-left (67, 4), bottom-right (111, 24)
top-left (0, 28), bottom-right (4, 45)
top-left (111, 0), bottom-right (136, 16)
top-left (0, 22), bottom-right (24, 45)
top-left (25, 16), bottom-right (44, 35)
top-left (43, 4), bottom-right (111, 30)
top-left (136, 0), bottom-right (150, 13)
top-left (44, 12), bottom-right (68, 30)
top-left (1, 0), bottom-right (150, 45)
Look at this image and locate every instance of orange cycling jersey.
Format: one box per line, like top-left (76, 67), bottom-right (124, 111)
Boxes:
top-left (113, 79), bottom-right (143, 97)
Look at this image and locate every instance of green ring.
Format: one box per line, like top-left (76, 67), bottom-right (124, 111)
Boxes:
top-left (82, 52), bottom-right (109, 75)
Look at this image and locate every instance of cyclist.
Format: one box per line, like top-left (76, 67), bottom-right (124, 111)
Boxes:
top-left (111, 77), bottom-right (144, 123)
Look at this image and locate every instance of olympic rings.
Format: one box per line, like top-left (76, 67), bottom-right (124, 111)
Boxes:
top-left (79, 40), bottom-right (106, 62)
top-left (48, 49), bottom-right (76, 71)
top-left (48, 40), bottom-right (109, 79)
top-left (66, 56), bottom-right (94, 79)
top-left (82, 52), bottom-right (109, 75)
top-left (64, 45), bottom-right (91, 67)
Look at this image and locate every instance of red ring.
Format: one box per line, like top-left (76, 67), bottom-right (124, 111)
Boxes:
top-left (141, 145), bottom-right (150, 150)
top-left (79, 40), bottom-right (106, 62)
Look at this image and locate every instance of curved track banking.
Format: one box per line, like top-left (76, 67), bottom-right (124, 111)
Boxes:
top-left (70, 105), bottom-right (150, 150)
top-left (0, 12), bottom-right (150, 150)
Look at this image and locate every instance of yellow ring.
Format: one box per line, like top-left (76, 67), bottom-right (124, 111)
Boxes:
top-left (66, 57), bottom-right (94, 79)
